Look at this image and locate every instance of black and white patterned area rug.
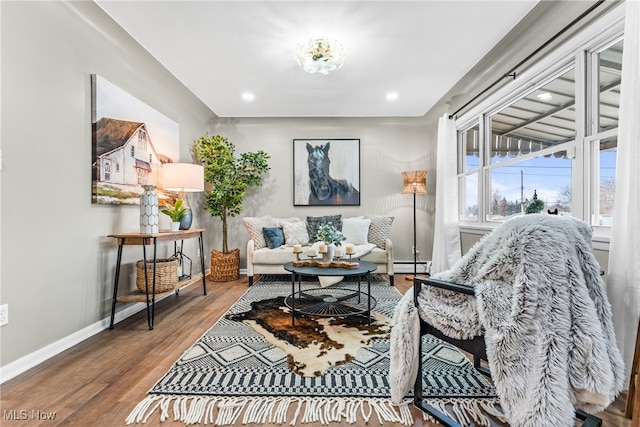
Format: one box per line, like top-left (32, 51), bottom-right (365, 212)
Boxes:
top-left (126, 281), bottom-right (497, 426)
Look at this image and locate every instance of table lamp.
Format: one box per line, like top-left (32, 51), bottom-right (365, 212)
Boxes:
top-left (162, 163), bottom-right (205, 230)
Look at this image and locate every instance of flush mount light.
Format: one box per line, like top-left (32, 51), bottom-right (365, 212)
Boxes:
top-left (242, 93), bottom-right (255, 101)
top-left (295, 38), bottom-right (345, 75)
top-left (537, 92), bottom-right (553, 101)
top-left (386, 92), bottom-right (399, 101)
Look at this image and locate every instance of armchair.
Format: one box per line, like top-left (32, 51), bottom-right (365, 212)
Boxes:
top-left (391, 215), bottom-right (625, 427)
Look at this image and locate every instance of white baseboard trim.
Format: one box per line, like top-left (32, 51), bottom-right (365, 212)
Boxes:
top-left (0, 270), bottom-right (211, 385)
top-left (393, 262), bottom-right (430, 275)
top-left (0, 303), bottom-right (145, 384)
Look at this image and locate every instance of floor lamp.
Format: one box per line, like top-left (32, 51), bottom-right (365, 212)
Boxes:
top-left (402, 171), bottom-right (427, 281)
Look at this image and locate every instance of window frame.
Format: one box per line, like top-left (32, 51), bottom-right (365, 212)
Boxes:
top-left (455, 4), bottom-right (625, 247)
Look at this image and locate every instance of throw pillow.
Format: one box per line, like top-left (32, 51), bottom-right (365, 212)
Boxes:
top-left (262, 227), bottom-right (285, 249)
top-left (280, 221), bottom-right (310, 246)
top-left (306, 215), bottom-right (342, 242)
top-left (342, 217), bottom-right (371, 245)
top-left (365, 214), bottom-right (394, 249)
top-left (242, 216), bottom-right (273, 249)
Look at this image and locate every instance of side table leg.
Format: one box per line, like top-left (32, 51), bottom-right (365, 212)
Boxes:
top-left (109, 241), bottom-right (124, 329)
top-left (142, 239), bottom-right (152, 330)
top-left (150, 237), bottom-right (158, 330)
top-left (199, 232), bottom-right (207, 295)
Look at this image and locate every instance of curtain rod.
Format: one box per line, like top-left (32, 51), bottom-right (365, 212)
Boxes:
top-left (448, 0), bottom-right (606, 120)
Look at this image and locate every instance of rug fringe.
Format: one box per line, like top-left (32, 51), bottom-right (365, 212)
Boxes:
top-left (421, 397), bottom-right (505, 427)
top-left (126, 395), bottom-right (414, 426)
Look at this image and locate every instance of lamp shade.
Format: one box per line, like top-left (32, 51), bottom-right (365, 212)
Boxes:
top-left (162, 163), bottom-right (204, 192)
top-left (402, 170), bottom-right (427, 195)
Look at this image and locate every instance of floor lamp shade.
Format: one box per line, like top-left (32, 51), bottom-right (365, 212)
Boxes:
top-left (402, 170), bottom-right (427, 195)
top-left (162, 163), bottom-right (205, 230)
top-left (402, 170), bottom-right (427, 279)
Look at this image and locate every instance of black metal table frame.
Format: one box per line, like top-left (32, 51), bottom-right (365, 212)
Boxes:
top-left (283, 261), bottom-right (376, 326)
top-left (109, 230), bottom-right (206, 330)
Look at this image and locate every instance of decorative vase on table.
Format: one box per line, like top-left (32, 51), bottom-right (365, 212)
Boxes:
top-left (140, 185), bottom-right (159, 234)
top-left (323, 243), bottom-right (335, 262)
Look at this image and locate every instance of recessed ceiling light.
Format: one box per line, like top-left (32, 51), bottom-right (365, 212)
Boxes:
top-left (536, 92), bottom-right (553, 101)
top-left (242, 92), bottom-right (255, 101)
top-left (386, 92), bottom-right (398, 101)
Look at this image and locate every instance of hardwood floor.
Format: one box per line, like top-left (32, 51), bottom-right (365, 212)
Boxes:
top-left (0, 274), bottom-right (632, 426)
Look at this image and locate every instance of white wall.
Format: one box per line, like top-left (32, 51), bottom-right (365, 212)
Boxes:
top-left (0, 1), bottom-right (215, 371)
top-left (204, 116), bottom-right (436, 267)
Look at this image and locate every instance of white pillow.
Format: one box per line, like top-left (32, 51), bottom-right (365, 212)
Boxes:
top-left (341, 217), bottom-right (371, 245)
top-left (280, 221), bottom-right (310, 246)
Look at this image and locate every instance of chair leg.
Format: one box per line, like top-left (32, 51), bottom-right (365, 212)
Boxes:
top-left (575, 409), bottom-right (602, 427)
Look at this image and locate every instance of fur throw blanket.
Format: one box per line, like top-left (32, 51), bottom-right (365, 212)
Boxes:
top-left (390, 215), bottom-right (625, 427)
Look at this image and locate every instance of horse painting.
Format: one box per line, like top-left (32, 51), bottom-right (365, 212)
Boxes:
top-left (306, 142), bottom-right (360, 205)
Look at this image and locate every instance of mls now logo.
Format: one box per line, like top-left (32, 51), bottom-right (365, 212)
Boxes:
top-left (3, 409), bottom-right (56, 421)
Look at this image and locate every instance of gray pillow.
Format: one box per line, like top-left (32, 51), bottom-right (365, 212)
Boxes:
top-left (306, 215), bottom-right (342, 242)
top-left (364, 214), bottom-right (394, 249)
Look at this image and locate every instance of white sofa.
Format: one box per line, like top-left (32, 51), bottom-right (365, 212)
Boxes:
top-left (243, 214), bottom-right (394, 286)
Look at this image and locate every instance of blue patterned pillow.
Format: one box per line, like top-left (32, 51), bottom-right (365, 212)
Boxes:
top-left (262, 227), bottom-right (285, 249)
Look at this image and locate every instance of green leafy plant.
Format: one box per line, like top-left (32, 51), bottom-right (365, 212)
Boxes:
top-left (161, 199), bottom-right (189, 222)
top-left (316, 223), bottom-right (346, 246)
top-left (193, 134), bottom-right (270, 253)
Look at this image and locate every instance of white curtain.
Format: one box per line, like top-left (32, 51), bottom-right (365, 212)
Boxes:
top-left (431, 113), bottom-right (461, 274)
top-left (607, 0), bottom-right (640, 384)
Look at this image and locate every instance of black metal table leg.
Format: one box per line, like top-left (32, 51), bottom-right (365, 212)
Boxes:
top-left (109, 241), bottom-right (124, 329)
top-left (199, 232), bottom-right (206, 295)
top-left (367, 272), bottom-right (371, 324)
top-left (291, 272), bottom-right (296, 326)
top-left (141, 238), bottom-right (152, 330)
top-left (150, 237), bottom-right (157, 330)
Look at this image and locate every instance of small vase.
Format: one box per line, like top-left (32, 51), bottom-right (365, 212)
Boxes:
top-left (323, 243), bottom-right (335, 262)
top-left (170, 221), bottom-right (180, 232)
top-left (179, 209), bottom-right (192, 230)
top-left (140, 185), bottom-right (159, 234)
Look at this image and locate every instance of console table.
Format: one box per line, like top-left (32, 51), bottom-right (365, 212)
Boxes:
top-left (108, 229), bottom-right (207, 330)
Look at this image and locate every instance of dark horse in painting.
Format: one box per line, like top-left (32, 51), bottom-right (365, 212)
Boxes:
top-left (306, 142), bottom-right (360, 205)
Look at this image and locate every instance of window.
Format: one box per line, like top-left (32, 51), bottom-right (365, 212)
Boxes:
top-left (457, 8), bottom-right (623, 232)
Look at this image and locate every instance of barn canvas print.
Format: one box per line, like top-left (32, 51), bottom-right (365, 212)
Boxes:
top-left (91, 74), bottom-right (179, 205)
top-left (293, 139), bottom-right (360, 206)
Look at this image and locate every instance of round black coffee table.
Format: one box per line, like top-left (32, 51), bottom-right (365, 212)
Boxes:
top-left (283, 261), bottom-right (377, 325)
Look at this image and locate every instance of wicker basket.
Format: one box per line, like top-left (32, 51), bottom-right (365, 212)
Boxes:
top-left (136, 258), bottom-right (179, 293)
top-left (210, 248), bottom-right (240, 282)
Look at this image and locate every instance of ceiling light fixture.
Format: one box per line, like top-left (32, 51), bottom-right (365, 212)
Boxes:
top-left (386, 92), bottom-right (399, 101)
top-left (537, 92), bottom-right (553, 101)
top-left (242, 92), bottom-right (255, 101)
top-left (295, 38), bottom-right (345, 75)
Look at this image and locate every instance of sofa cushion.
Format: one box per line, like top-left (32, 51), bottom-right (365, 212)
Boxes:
top-left (252, 246), bottom-right (296, 264)
top-left (360, 246), bottom-right (388, 264)
top-left (365, 214), bottom-right (394, 249)
top-left (342, 217), bottom-right (371, 245)
top-left (242, 215), bottom-right (273, 249)
top-left (281, 221), bottom-right (310, 246)
top-left (306, 215), bottom-right (342, 242)
top-left (262, 227), bottom-right (285, 249)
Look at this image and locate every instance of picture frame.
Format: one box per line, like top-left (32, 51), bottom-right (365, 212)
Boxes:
top-left (293, 139), bottom-right (360, 206)
top-left (91, 74), bottom-right (180, 205)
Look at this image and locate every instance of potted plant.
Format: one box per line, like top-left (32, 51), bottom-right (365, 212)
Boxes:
top-left (161, 199), bottom-right (189, 231)
top-left (193, 134), bottom-right (270, 281)
top-left (316, 223), bottom-right (346, 261)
